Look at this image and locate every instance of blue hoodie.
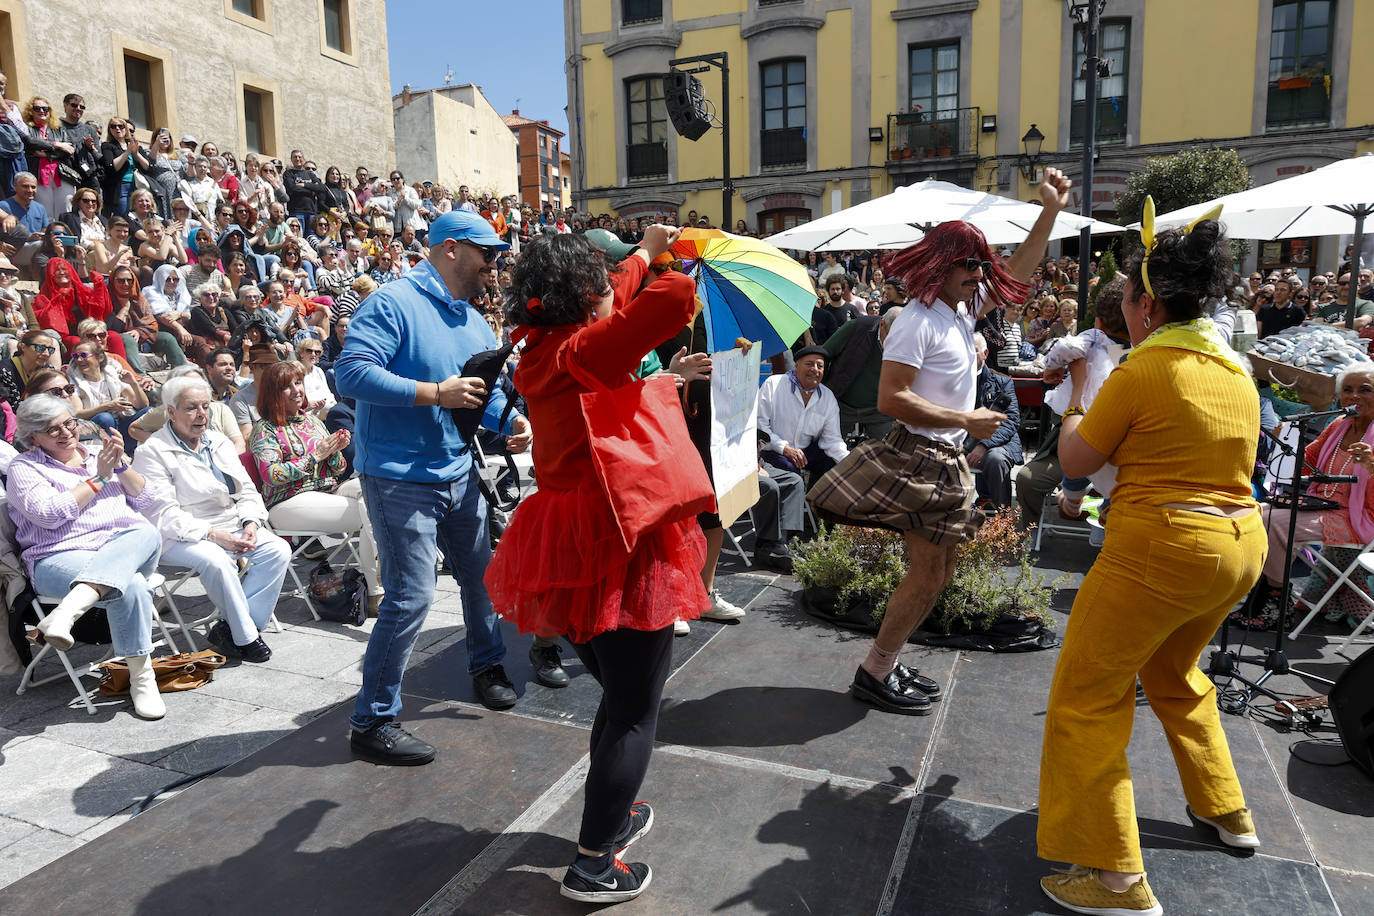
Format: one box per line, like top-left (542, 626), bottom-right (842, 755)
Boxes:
top-left (335, 259), bottom-right (513, 482)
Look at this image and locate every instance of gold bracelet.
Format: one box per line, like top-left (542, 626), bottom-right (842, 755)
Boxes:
top-left (1062, 405), bottom-right (1086, 418)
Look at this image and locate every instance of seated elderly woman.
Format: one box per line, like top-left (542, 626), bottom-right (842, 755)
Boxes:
top-left (127, 365), bottom-right (245, 451)
top-left (65, 339), bottom-right (150, 446)
top-left (1240, 366), bottom-right (1374, 629)
top-left (0, 329), bottom-right (61, 414)
top-left (249, 361), bottom-right (381, 611)
top-left (132, 375), bottom-right (290, 662)
top-left (5, 395), bottom-right (165, 719)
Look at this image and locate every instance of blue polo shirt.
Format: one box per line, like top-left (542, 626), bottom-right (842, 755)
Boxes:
top-left (0, 197), bottom-right (47, 236)
top-left (335, 259), bottom-right (512, 483)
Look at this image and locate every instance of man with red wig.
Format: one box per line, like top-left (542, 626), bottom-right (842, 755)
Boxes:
top-left (810, 168), bottom-right (1073, 714)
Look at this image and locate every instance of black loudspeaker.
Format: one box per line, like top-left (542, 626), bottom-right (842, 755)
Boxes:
top-left (664, 70), bottom-right (711, 141)
top-left (1330, 646), bottom-right (1374, 780)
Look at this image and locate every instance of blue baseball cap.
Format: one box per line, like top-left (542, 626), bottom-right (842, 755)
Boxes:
top-left (427, 210), bottom-right (509, 250)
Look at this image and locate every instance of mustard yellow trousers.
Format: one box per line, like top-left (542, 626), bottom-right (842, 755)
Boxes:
top-left (1037, 502), bottom-right (1267, 872)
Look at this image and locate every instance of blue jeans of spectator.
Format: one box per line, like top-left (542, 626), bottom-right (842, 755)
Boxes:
top-left (30, 524), bottom-right (161, 658)
top-left (90, 406), bottom-right (150, 451)
top-left (160, 531), bottom-right (291, 644)
top-left (974, 445), bottom-right (1019, 508)
top-left (350, 469), bottom-right (505, 732)
top-left (108, 181), bottom-right (133, 221)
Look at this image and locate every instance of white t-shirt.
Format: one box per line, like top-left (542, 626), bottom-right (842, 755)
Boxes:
top-left (881, 297), bottom-right (977, 446)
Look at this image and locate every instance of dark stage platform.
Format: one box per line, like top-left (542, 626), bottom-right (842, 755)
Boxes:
top-left (2, 561), bottom-right (1371, 915)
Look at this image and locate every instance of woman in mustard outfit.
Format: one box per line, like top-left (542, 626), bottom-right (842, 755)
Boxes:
top-left (1037, 202), bottom-right (1266, 916)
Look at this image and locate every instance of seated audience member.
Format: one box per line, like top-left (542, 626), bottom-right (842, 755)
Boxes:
top-left (249, 360), bottom-right (382, 612)
top-left (230, 344), bottom-right (278, 441)
top-left (0, 329), bottom-right (59, 412)
top-left (6, 394), bottom-right (165, 719)
top-left (822, 304), bottom-right (902, 442)
top-left (187, 281), bottom-right (237, 346)
top-left (74, 318), bottom-right (154, 395)
top-left (320, 315), bottom-right (348, 371)
top-left (203, 346), bottom-right (240, 402)
top-left (330, 274), bottom-right (376, 322)
top-left (66, 339), bottom-right (149, 445)
top-left (22, 368), bottom-right (103, 446)
top-left (128, 364), bottom-right (245, 452)
top-left (132, 375), bottom-right (290, 661)
top-left (757, 345), bottom-right (849, 482)
top-left (0, 172), bottom-right (47, 266)
top-left (295, 337), bottom-right (334, 418)
top-left (34, 256), bottom-right (122, 358)
top-left (967, 333), bottom-right (1022, 509)
top-left (108, 264), bottom-right (187, 369)
top-left (753, 437), bottom-right (805, 573)
top-left (145, 264), bottom-right (210, 363)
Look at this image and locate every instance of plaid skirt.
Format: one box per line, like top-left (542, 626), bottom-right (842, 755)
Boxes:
top-left (807, 425), bottom-right (977, 546)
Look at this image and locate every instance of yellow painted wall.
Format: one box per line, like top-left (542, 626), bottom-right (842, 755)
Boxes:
top-left (868, 0), bottom-right (898, 175)
top-left (580, 43), bottom-right (615, 189)
top-left (1138, 0), bottom-right (1253, 144)
top-left (968, 0), bottom-right (998, 120)
top-left (672, 26), bottom-right (747, 183)
top-left (581, 0), bottom-right (610, 34)
top-left (816, 8), bottom-right (852, 172)
top-left (1348, 2), bottom-right (1374, 128)
top-left (1016, 4), bottom-right (1061, 201)
top-left (672, 0), bottom-right (738, 20)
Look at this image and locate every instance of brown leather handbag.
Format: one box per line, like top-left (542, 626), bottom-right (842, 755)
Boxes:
top-left (97, 649), bottom-right (227, 696)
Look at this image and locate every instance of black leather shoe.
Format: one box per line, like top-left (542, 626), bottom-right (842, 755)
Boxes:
top-left (529, 643), bottom-right (570, 688)
top-left (753, 543), bottom-right (794, 574)
top-left (894, 662), bottom-right (942, 700)
top-left (238, 636), bottom-right (272, 663)
top-left (350, 721), bottom-right (436, 766)
top-left (206, 621), bottom-right (241, 658)
top-left (473, 664), bottom-right (518, 709)
top-left (851, 666), bottom-right (932, 715)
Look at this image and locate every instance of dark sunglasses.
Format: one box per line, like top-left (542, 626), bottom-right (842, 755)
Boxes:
top-left (1296, 295), bottom-right (1310, 301)
top-left (27, 343), bottom-right (57, 355)
top-left (958, 257), bottom-right (993, 274)
top-left (462, 240), bottom-right (499, 264)
top-left (31, 105), bottom-right (49, 113)
top-left (44, 384), bottom-right (78, 396)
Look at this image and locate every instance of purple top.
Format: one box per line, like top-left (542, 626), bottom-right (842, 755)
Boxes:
top-left (5, 446), bottom-right (161, 579)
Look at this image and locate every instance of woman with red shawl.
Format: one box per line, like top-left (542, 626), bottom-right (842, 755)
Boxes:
top-left (32, 258), bottom-right (127, 360)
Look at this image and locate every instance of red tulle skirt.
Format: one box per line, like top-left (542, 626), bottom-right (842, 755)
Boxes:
top-left (484, 485), bottom-right (710, 644)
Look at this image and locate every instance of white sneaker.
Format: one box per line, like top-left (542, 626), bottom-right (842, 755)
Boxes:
top-left (673, 619), bottom-right (690, 636)
top-left (701, 590), bottom-right (746, 621)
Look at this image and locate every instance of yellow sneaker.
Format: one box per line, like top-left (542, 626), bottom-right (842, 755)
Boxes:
top-left (1188, 805), bottom-right (1260, 849)
top-left (1040, 865), bottom-right (1163, 916)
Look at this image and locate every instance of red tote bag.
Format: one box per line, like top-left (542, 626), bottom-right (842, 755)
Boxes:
top-left (569, 361), bottom-right (716, 553)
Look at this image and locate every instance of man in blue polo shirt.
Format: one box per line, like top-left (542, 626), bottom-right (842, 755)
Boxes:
top-left (0, 171), bottom-right (48, 265)
top-left (337, 210), bottom-right (531, 766)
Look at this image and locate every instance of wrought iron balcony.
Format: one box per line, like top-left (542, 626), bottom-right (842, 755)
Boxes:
top-left (761, 127), bottom-right (806, 169)
top-left (886, 106), bottom-right (979, 162)
top-left (627, 141), bottom-right (668, 180)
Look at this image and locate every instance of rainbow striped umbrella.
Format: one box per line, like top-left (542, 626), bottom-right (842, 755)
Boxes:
top-left (669, 228), bottom-right (817, 357)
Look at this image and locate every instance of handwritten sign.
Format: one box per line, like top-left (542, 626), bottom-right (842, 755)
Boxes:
top-left (709, 345), bottom-right (762, 527)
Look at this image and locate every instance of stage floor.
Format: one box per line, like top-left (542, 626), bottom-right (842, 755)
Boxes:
top-left (2, 538), bottom-right (1371, 915)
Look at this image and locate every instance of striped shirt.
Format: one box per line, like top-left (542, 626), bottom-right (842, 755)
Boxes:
top-left (5, 446), bottom-right (161, 579)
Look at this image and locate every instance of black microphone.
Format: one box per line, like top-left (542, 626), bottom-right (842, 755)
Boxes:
top-left (1302, 474), bottom-right (1359, 485)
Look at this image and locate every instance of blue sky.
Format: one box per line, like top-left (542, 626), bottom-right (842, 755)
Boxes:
top-left (385, 0), bottom-right (571, 137)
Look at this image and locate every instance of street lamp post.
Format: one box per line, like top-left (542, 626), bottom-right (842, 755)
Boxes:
top-left (1067, 0), bottom-right (1108, 297)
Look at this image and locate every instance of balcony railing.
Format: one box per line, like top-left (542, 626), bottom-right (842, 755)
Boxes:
top-left (627, 141), bottom-right (668, 180)
top-left (1266, 76), bottom-right (1331, 129)
top-left (761, 127), bottom-right (806, 169)
top-left (886, 106), bottom-right (979, 162)
top-left (622, 0), bottom-right (662, 25)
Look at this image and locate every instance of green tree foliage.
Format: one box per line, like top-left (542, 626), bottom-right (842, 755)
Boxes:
top-left (1115, 147), bottom-right (1252, 266)
top-left (1078, 249), bottom-right (1119, 331)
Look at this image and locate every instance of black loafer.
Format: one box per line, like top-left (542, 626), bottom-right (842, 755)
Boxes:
top-left (238, 636), bottom-right (272, 663)
top-left (350, 721), bottom-right (436, 766)
top-left (894, 662), bottom-right (941, 700)
top-left (473, 664), bottom-right (518, 709)
top-left (529, 643), bottom-right (570, 688)
top-left (207, 620), bottom-right (242, 658)
top-left (851, 665), bottom-right (932, 715)
top-left (753, 545), bottom-right (795, 574)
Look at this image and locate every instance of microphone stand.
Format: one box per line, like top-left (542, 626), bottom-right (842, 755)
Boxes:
top-left (1208, 404), bottom-right (1356, 715)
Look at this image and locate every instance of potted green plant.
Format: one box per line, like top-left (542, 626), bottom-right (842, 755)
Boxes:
top-left (793, 524), bottom-right (906, 631)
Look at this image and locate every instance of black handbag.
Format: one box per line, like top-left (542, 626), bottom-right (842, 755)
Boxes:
top-left (308, 561), bottom-right (365, 625)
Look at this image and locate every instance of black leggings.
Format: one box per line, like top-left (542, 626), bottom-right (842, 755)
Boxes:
top-left (571, 624), bottom-right (675, 852)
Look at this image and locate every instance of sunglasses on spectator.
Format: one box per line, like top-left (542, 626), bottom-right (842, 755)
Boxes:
top-left (957, 257), bottom-right (993, 274)
top-left (27, 343), bottom-right (56, 355)
top-left (67, 101), bottom-right (85, 110)
top-left (301, 348), bottom-right (322, 355)
top-left (1296, 295), bottom-right (1310, 301)
top-left (41, 418), bottom-right (80, 437)
top-left (114, 276), bottom-right (135, 284)
top-left (31, 105), bottom-right (49, 113)
top-left (72, 352), bottom-right (96, 360)
top-left (461, 240), bottom-right (499, 263)
top-left (83, 331), bottom-right (107, 339)
top-left (43, 384), bottom-right (77, 397)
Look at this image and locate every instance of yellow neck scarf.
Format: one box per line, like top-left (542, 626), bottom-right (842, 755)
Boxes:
top-left (1129, 316), bottom-right (1248, 375)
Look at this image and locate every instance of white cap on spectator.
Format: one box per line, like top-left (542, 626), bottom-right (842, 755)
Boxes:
top-left (180, 135), bottom-right (197, 146)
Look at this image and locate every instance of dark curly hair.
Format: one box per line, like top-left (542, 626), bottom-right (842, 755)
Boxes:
top-left (507, 233), bottom-right (612, 327)
top-left (1125, 220), bottom-right (1232, 323)
top-left (1093, 277), bottom-right (1129, 340)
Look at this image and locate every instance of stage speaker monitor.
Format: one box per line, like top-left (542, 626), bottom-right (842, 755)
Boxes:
top-left (664, 70), bottom-right (711, 141)
top-left (1329, 645), bottom-right (1374, 780)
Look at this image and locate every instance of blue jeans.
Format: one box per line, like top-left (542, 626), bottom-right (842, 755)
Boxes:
top-left (349, 470), bottom-right (505, 731)
top-left (90, 407), bottom-right (151, 451)
top-left (161, 531), bottom-right (291, 644)
top-left (30, 524), bottom-right (161, 657)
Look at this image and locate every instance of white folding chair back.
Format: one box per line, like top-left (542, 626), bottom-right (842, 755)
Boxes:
top-left (1286, 537), bottom-right (1374, 640)
top-left (719, 510), bottom-right (756, 568)
top-left (1337, 554), bottom-right (1374, 656)
top-left (273, 529), bottom-right (362, 621)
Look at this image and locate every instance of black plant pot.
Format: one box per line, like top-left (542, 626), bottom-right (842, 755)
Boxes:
top-left (801, 586), bottom-right (881, 634)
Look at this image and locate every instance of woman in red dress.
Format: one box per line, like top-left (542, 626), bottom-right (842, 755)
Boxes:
top-left (486, 224), bottom-right (708, 905)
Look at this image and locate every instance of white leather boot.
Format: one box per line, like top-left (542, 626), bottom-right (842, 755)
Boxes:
top-left (35, 584), bottom-right (102, 652)
top-left (125, 653), bottom-right (166, 720)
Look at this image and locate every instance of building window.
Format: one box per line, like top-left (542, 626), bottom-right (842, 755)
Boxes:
top-left (322, 0), bottom-right (350, 54)
top-left (225, 0), bottom-right (272, 33)
top-left (626, 76), bottom-right (667, 180)
top-left (909, 42), bottom-right (959, 117)
top-left (759, 207), bottom-right (810, 236)
top-left (1267, 0), bottom-right (1333, 128)
top-left (123, 55), bottom-right (154, 130)
top-left (761, 59), bottom-right (805, 169)
top-left (243, 86), bottom-right (274, 154)
top-left (622, 0), bottom-right (662, 26)
top-left (112, 38), bottom-right (174, 136)
top-left (1071, 19), bottom-right (1129, 145)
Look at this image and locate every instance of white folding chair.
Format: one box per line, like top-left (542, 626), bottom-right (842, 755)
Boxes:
top-left (720, 510), bottom-right (756, 568)
top-left (1032, 494), bottom-right (1094, 552)
top-left (1336, 554), bottom-right (1374, 656)
top-left (272, 529), bottom-right (362, 621)
top-left (1286, 537), bottom-right (1374, 640)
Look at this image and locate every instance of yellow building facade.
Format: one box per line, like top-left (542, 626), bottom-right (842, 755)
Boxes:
top-left (564, 0), bottom-right (1374, 272)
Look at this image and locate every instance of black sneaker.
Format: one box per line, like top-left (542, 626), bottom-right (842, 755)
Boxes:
top-left (851, 665), bottom-right (932, 716)
top-left (894, 662), bottom-right (942, 700)
top-left (529, 642), bottom-right (570, 688)
top-left (473, 664), bottom-right (518, 709)
top-left (560, 856), bottom-right (652, 904)
top-left (349, 721), bottom-right (436, 766)
top-left (611, 801), bottom-right (653, 852)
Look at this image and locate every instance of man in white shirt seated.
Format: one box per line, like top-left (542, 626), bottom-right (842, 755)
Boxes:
top-left (132, 375), bottom-right (291, 662)
top-left (757, 346), bottom-right (849, 483)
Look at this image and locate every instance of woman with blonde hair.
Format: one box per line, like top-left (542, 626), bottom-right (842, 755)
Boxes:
top-left (21, 97), bottom-right (75, 217)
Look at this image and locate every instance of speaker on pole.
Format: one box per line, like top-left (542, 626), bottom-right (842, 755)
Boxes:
top-left (664, 70), bottom-right (711, 141)
top-left (1329, 646), bottom-right (1374, 780)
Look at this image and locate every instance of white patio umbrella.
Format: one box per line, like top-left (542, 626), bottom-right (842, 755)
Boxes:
top-left (763, 178), bottom-right (1121, 251)
top-left (1136, 153), bottom-right (1374, 326)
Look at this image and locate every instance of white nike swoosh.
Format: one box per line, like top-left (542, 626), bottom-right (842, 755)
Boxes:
top-left (594, 879), bottom-right (619, 889)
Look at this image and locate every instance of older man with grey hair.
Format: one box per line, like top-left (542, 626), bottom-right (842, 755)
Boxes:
top-left (131, 375), bottom-right (290, 662)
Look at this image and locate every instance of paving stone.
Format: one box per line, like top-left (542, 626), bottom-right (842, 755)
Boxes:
top-left (0, 827), bottom-right (82, 891)
top-left (190, 661), bottom-right (359, 715)
top-left (0, 816), bottom-right (37, 852)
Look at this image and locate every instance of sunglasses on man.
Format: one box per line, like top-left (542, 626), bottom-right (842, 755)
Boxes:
top-left (958, 257), bottom-right (993, 275)
top-left (461, 240), bottom-right (499, 264)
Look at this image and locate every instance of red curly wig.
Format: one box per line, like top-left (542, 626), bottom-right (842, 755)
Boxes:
top-left (882, 221), bottom-right (1028, 311)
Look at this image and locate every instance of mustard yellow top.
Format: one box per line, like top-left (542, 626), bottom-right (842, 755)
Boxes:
top-left (1076, 346), bottom-right (1259, 507)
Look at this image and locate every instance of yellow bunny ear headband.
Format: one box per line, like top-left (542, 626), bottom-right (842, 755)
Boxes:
top-left (1139, 195), bottom-right (1224, 299)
